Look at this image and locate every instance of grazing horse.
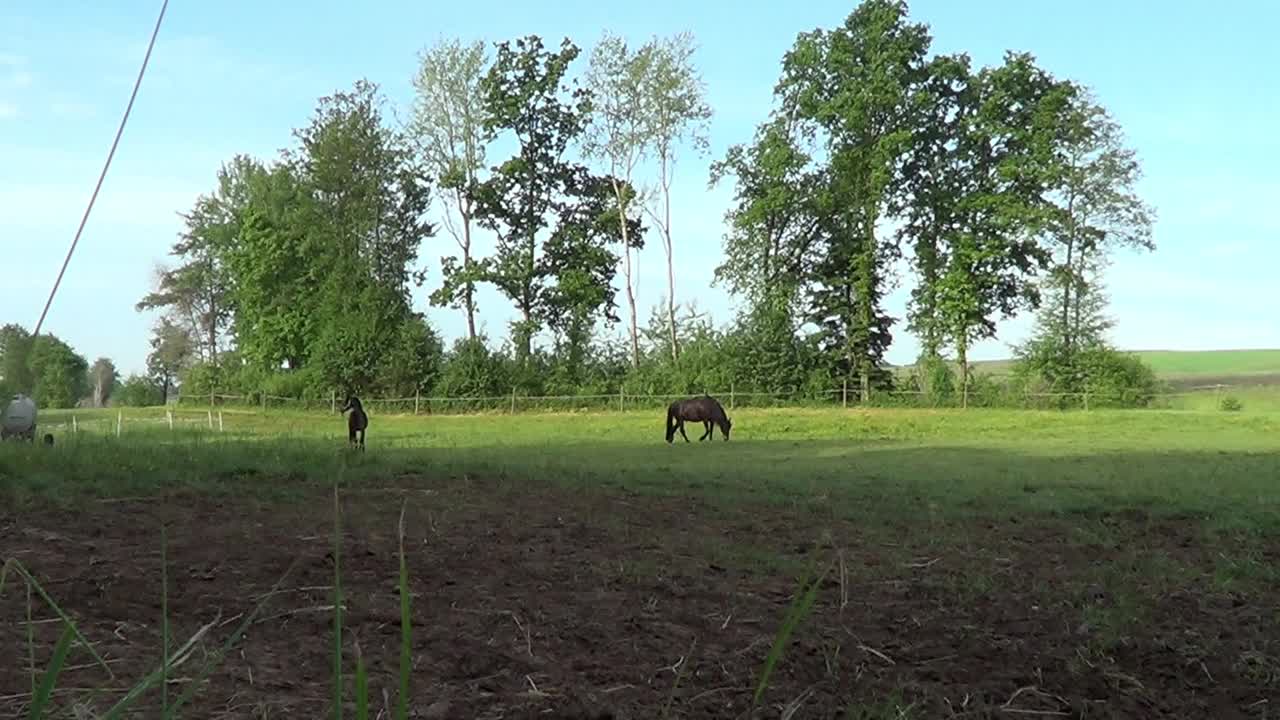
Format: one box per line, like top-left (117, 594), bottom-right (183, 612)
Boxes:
top-left (340, 395), bottom-right (368, 450)
top-left (666, 395), bottom-right (732, 443)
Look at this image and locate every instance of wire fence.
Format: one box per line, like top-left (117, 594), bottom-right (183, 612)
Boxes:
top-left (24, 383), bottom-right (1256, 438)
top-left (157, 382), bottom-right (1251, 416)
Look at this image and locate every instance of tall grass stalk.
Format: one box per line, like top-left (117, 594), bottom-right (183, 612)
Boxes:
top-left (751, 559), bottom-right (830, 710)
top-left (397, 500), bottom-right (412, 720)
top-left (332, 481), bottom-right (345, 720)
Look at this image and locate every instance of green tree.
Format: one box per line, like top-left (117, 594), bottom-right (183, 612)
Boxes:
top-left (642, 32), bottom-right (712, 361)
top-left (115, 374), bottom-right (166, 407)
top-left (89, 357), bottom-right (118, 407)
top-left (1043, 89), bottom-right (1156, 354)
top-left (776, 0), bottom-right (932, 398)
top-left (27, 334), bottom-right (88, 408)
top-left (410, 37), bottom-right (492, 341)
top-left (0, 324), bottom-right (34, 395)
top-left (147, 317), bottom-right (196, 402)
top-left (225, 163), bottom-right (318, 369)
top-left (287, 79), bottom-right (435, 393)
top-left (909, 53), bottom-right (1079, 397)
top-left (583, 31), bottom-right (656, 367)
top-left (472, 35), bottom-right (593, 363)
top-left (136, 155), bottom-right (256, 361)
top-left (710, 115), bottom-right (821, 309)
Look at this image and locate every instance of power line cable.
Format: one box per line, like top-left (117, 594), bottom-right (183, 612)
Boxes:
top-left (32, 0), bottom-right (170, 338)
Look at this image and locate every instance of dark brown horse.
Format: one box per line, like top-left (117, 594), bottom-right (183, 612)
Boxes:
top-left (340, 395), bottom-right (368, 450)
top-left (666, 395), bottom-right (732, 443)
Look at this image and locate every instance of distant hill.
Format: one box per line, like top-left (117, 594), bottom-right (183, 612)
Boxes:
top-left (895, 349), bottom-right (1280, 389)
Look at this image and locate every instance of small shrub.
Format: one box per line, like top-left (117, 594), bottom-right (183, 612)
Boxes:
top-left (1220, 395), bottom-right (1243, 412)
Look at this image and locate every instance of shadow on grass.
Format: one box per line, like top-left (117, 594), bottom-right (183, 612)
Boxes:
top-left (2, 432), bottom-right (1277, 534)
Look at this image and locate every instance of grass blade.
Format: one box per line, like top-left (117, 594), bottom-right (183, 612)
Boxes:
top-left (28, 623), bottom-right (75, 720)
top-left (397, 499), bottom-right (411, 720)
top-left (1, 559), bottom-right (115, 680)
top-left (333, 481), bottom-right (345, 720)
top-left (161, 523), bottom-right (170, 713)
top-left (752, 559), bottom-right (830, 709)
top-left (354, 639), bottom-right (369, 720)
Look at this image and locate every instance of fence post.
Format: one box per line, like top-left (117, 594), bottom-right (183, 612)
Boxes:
top-left (730, 382), bottom-right (735, 410)
top-left (209, 389), bottom-right (214, 407)
top-left (167, 409), bottom-right (173, 430)
top-left (207, 410), bottom-right (213, 429)
top-left (331, 390), bottom-right (336, 413)
top-left (1083, 392), bottom-right (1090, 411)
top-left (72, 415), bottom-right (77, 434)
top-left (842, 378), bottom-right (848, 409)
top-left (261, 392), bottom-right (266, 412)
top-left (510, 388), bottom-right (516, 415)
top-left (116, 411), bottom-right (122, 438)
top-left (218, 410), bottom-right (224, 432)
top-left (415, 390), bottom-right (420, 415)
top-left (618, 388), bottom-right (624, 413)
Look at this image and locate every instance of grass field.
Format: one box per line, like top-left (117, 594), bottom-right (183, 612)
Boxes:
top-left (3, 405), bottom-right (1279, 717)
top-left (953, 348), bottom-right (1280, 383)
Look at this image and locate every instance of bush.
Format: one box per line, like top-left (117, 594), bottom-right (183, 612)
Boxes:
top-left (115, 375), bottom-right (166, 407)
top-left (1219, 395), bottom-right (1243, 412)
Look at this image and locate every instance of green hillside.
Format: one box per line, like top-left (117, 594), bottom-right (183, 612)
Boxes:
top-left (906, 349), bottom-right (1280, 383)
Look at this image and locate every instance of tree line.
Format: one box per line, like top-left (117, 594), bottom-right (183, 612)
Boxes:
top-left (1, 1), bottom-right (1160, 410)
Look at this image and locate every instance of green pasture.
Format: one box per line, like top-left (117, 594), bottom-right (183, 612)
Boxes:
top-left (6, 404), bottom-right (1278, 534)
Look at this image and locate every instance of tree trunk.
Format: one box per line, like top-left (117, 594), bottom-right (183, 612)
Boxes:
top-left (660, 155), bottom-right (679, 362)
top-left (460, 196), bottom-right (478, 342)
top-left (956, 329), bottom-right (969, 409)
top-left (612, 178), bottom-right (640, 368)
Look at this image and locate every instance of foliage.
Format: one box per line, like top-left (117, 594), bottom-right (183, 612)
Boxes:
top-left (410, 37), bottom-right (492, 341)
top-left (147, 317), bottom-right (196, 401)
top-left (642, 32), bottom-right (712, 362)
top-left (0, 324), bottom-right (34, 395)
top-left (101, 11), bottom-right (1159, 411)
top-left (1219, 395), bottom-right (1243, 412)
top-left (115, 374), bottom-right (167, 407)
top-left (27, 334), bottom-right (89, 409)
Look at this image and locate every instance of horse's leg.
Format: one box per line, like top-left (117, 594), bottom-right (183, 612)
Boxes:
top-left (348, 426), bottom-right (356, 446)
top-left (699, 420), bottom-right (711, 441)
top-left (359, 428), bottom-right (366, 451)
top-left (678, 420), bottom-right (690, 442)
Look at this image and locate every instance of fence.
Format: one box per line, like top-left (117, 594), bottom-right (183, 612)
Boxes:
top-left (160, 382), bottom-right (1249, 417)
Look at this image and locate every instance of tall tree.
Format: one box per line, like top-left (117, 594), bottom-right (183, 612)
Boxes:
top-left (0, 323), bottom-right (34, 395)
top-left (642, 32), bottom-right (712, 361)
top-left (1044, 88), bottom-right (1155, 353)
top-left (472, 35), bottom-right (592, 363)
top-left (410, 37), bottom-right (492, 341)
top-left (901, 52), bottom-right (1079, 396)
top-left (27, 334), bottom-right (88, 408)
top-left (286, 80), bottom-right (435, 393)
top-left (710, 115), bottom-right (822, 308)
top-left (776, 0), bottom-right (932, 400)
top-left (136, 155), bottom-right (257, 361)
top-left (147, 317), bottom-right (195, 402)
top-left (224, 163), bottom-right (317, 370)
top-left (89, 357), bottom-right (118, 408)
top-left (583, 31), bottom-right (655, 367)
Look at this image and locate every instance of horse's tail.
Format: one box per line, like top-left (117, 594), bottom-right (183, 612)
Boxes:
top-left (665, 403), bottom-right (678, 440)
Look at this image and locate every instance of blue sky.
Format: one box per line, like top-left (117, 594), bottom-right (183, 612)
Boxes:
top-left (2, 0), bottom-right (1277, 376)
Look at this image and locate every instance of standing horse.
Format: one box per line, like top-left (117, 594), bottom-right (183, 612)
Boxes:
top-left (666, 395), bottom-right (732, 443)
top-left (340, 395), bottom-right (368, 450)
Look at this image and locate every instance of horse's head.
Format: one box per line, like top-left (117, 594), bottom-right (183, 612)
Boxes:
top-left (340, 395), bottom-right (361, 414)
top-left (721, 416), bottom-right (732, 441)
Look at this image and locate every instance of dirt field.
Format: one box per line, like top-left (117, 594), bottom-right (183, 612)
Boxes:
top-left (2, 479), bottom-right (1277, 719)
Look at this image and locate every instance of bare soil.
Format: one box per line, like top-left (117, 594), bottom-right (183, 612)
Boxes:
top-left (2, 479), bottom-right (1277, 719)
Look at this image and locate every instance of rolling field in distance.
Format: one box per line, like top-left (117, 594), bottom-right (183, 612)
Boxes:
top-left (929, 347), bottom-right (1280, 384)
top-left (2, 405), bottom-right (1279, 717)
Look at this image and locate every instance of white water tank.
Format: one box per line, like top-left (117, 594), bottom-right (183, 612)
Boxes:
top-left (1, 394), bottom-right (37, 440)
